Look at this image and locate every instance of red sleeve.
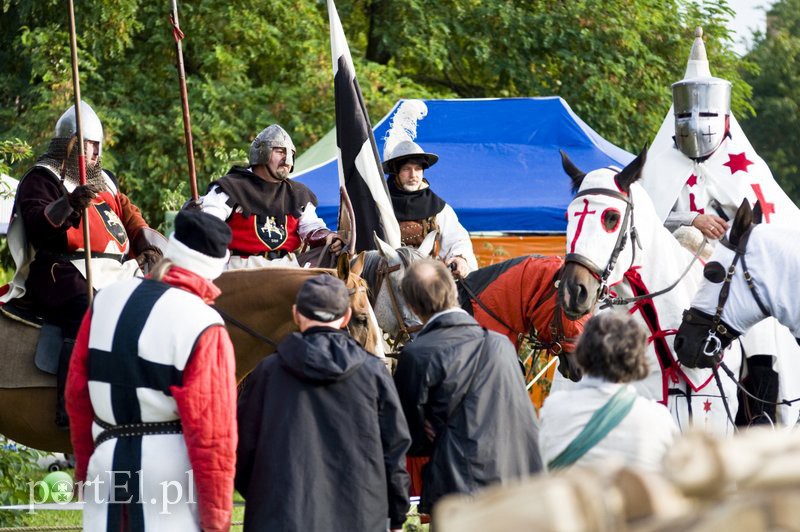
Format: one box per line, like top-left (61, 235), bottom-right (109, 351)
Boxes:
top-left (171, 325), bottom-right (237, 532)
top-left (115, 191), bottom-right (149, 241)
top-left (65, 310), bottom-right (96, 483)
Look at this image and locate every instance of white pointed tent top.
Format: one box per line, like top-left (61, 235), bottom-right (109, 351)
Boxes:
top-left (683, 27), bottom-right (712, 79)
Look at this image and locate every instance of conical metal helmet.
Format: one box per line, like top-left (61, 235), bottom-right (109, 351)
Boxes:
top-left (249, 124), bottom-right (296, 171)
top-left (54, 101), bottom-right (104, 157)
top-left (671, 28), bottom-right (731, 159)
top-left (382, 140), bottom-right (438, 174)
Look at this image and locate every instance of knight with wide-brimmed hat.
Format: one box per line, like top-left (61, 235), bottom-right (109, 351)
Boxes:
top-left (382, 100), bottom-right (477, 278)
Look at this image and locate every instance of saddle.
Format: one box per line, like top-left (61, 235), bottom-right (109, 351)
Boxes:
top-left (0, 300), bottom-right (59, 388)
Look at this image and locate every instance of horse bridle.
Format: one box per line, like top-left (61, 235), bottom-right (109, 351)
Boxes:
top-left (566, 186), bottom-right (706, 309)
top-left (374, 249), bottom-right (423, 344)
top-left (682, 229), bottom-right (770, 359)
top-left (565, 187), bottom-right (639, 304)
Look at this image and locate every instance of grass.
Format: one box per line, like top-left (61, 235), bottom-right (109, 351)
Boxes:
top-left (22, 482), bottom-right (427, 531)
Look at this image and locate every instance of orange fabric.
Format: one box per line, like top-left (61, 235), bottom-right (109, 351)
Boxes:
top-left (468, 256), bottom-right (587, 353)
top-left (406, 455), bottom-right (430, 498)
top-left (471, 235), bottom-right (566, 267)
top-left (64, 191), bottom-right (130, 254)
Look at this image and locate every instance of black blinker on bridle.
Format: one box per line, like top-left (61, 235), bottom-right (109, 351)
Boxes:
top-left (686, 229), bottom-right (770, 359)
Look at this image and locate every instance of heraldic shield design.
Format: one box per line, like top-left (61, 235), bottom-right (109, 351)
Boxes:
top-left (93, 202), bottom-right (128, 245)
top-left (254, 214), bottom-right (288, 250)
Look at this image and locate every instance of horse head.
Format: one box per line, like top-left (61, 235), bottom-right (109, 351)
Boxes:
top-left (336, 252), bottom-right (384, 357)
top-left (557, 147), bottom-right (648, 319)
top-left (356, 232), bottom-right (438, 341)
top-left (674, 199), bottom-right (777, 368)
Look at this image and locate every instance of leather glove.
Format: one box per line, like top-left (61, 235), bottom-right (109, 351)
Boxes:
top-left (136, 247), bottom-right (163, 274)
top-left (67, 184), bottom-right (100, 212)
top-left (181, 197), bottom-right (203, 211)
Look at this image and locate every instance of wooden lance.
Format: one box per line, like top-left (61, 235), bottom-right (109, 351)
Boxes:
top-left (170, 0), bottom-right (199, 201)
top-left (67, 0), bottom-right (94, 306)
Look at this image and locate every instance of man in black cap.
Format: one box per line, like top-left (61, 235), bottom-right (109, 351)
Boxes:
top-left (236, 274), bottom-right (411, 531)
top-left (66, 210), bottom-right (237, 532)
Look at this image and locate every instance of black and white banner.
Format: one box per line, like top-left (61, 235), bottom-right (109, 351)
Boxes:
top-left (327, 0), bottom-right (401, 251)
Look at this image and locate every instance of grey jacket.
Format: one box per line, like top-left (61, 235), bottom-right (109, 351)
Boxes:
top-left (394, 311), bottom-right (543, 512)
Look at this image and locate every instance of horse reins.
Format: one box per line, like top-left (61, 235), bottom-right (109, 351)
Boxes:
top-left (212, 305), bottom-right (279, 348)
top-left (374, 249), bottom-right (422, 345)
top-left (601, 236), bottom-right (709, 308)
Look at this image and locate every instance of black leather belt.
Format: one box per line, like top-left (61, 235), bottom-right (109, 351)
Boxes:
top-left (231, 249), bottom-right (288, 260)
top-left (94, 416), bottom-right (183, 446)
top-left (61, 251), bottom-right (127, 263)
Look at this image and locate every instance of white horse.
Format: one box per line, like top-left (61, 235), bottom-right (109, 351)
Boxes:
top-left (675, 200), bottom-right (800, 364)
top-left (555, 147), bottom-right (740, 436)
top-left (357, 232), bottom-right (437, 342)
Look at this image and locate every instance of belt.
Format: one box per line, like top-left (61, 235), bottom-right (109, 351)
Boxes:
top-left (231, 249), bottom-right (289, 260)
top-left (61, 251), bottom-right (127, 263)
top-left (94, 416), bottom-right (183, 446)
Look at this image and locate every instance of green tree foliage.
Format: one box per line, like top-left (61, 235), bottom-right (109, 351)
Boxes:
top-left (741, 0), bottom-right (800, 202)
top-left (0, 0), bottom-right (751, 225)
top-left (0, 438), bottom-right (43, 527)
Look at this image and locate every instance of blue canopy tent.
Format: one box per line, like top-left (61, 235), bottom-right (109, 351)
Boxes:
top-left (293, 97), bottom-right (633, 234)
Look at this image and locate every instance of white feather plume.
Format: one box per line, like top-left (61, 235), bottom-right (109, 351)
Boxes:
top-left (383, 100), bottom-right (428, 160)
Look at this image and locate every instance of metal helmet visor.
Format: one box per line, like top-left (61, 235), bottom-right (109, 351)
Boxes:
top-left (672, 77), bottom-right (731, 159)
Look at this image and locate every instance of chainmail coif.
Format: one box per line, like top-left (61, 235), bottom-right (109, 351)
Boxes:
top-left (35, 137), bottom-right (108, 190)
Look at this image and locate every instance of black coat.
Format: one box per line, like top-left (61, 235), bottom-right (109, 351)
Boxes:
top-left (394, 311), bottom-right (543, 513)
top-left (236, 327), bottom-right (411, 531)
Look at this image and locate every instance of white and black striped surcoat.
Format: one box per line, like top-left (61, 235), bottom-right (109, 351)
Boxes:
top-left (82, 277), bottom-right (223, 532)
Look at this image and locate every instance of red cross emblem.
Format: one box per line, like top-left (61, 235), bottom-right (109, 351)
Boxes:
top-left (750, 183), bottom-right (776, 223)
top-left (570, 198), bottom-right (596, 253)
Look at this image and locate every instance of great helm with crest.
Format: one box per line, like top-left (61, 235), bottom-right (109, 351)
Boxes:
top-left (248, 124), bottom-right (296, 171)
top-left (54, 101), bottom-right (104, 157)
top-left (671, 28), bottom-right (731, 160)
top-left (382, 140), bottom-right (438, 175)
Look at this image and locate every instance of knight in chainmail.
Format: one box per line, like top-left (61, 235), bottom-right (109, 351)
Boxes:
top-left (1, 101), bottom-right (167, 429)
top-left (197, 124), bottom-right (345, 269)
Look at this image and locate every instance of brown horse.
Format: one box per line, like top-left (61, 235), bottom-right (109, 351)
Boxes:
top-left (0, 255), bottom-right (380, 452)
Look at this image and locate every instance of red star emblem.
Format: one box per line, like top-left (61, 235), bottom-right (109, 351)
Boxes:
top-left (723, 152), bottom-right (754, 174)
top-left (703, 400), bottom-right (712, 413)
top-left (686, 174), bottom-right (699, 187)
